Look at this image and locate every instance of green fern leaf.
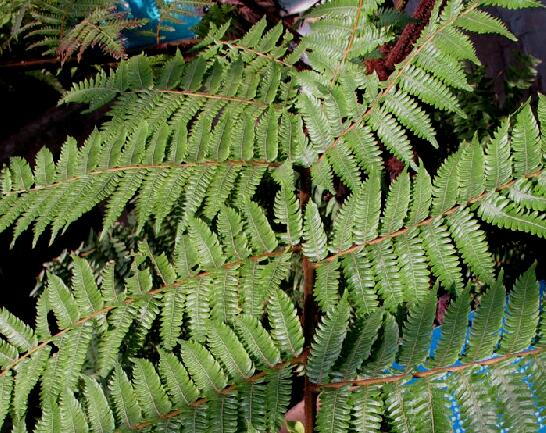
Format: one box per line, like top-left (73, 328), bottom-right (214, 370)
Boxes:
top-left (383, 90), bottom-right (438, 147)
top-left (209, 394), bottom-right (239, 433)
top-left (71, 256), bottom-right (103, 316)
top-left (303, 201), bottom-right (328, 261)
top-left (370, 240), bottom-right (404, 310)
top-left (159, 288), bottom-right (185, 350)
top-left (132, 358), bottom-right (172, 418)
top-left (158, 350), bottom-right (199, 407)
top-left (268, 288), bottom-right (304, 357)
top-left (512, 101), bottom-right (541, 177)
top-left (315, 259), bottom-right (341, 312)
top-left (239, 382), bottom-right (266, 431)
top-left (420, 218), bottom-right (463, 292)
top-left (430, 289), bottom-right (470, 367)
top-left (208, 320), bottom-right (255, 381)
top-left (394, 228), bottom-right (430, 303)
top-left (13, 347), bottom-right (50, 419)
top-left (353, 174), bottom-right (381, 244)
top-left (398, 65), bottom-right (463, 115)
top-left (499, 264), bottom-right (539, 353)
top-left (83, 377), bottom-right (115, 433)
top-left (264, 367), bottom-right (292, 431)
top-left (446, 207), bottom-right (495, 284)
top-left (384, 383), bottom-right (413, 433)
top-left (316, 387), bottom-right (351, 433)
top-left (184, 278), bottom-right (211, 344)
top-left (327, 144), bottom-right (361, 191)
top-left (187, 217), bottom-right (225, 269)
top-left (179, 340), bottom-right (228, 396)
top-left (431, 151), bottom-right (460, 215)
top-left (231, 315), bottom-right (281, 369)
top-left (398, 288), bottom-right (437, 369)
top-left (455, 10), bottom-right (516, 41)
top-left (109, 365), bottom-right (142, 427)
top-left (465, 275), bottom-right (506, 361)
top-left (47, 273), bottom-right (80, 328)
top-left (369, 108), bottom-right (415, 169)
top-left (0, 374), bottom-right (13, 430)
top-left (274, 186), bottom-right (303, 246)
top-left (350, 385), bottom-right (383, 433)
top-left (381, 171), bottom-right (410, 234)
top-left (97, 307), bottom-right (134, 377)
top-left (0, 308), bottom-right (37, 352)
top-left (508, 178), bottom-right (546, 211)
top-left (485, 118), bottom-right (512, 189)
top-left (343, 128), bottom-right (383, 176)
top-left (458, 142), bottom-right (485, 201)
top-left (332, 189), bottom-right (359, 251)
top-left (338, 309), bottom-right (384, 378)
top-left (479, 193), bottom-right (546, 238)
top-left (363, 313), bottom-right (399, 375)
top-left (242, 200), bottom-right (278, 253)
top-left (408, 164), bottom-right (432, 225)
top-left (341, 253), bottom-right (379, 316)
top-left (489, 362), bottom-right (539, 431)
top-left (481, 0), bottom-right (541, 8)
top-left (307, 294), bottom-right (351, 383)
top-left (60, 389), bottom-right (89, 433)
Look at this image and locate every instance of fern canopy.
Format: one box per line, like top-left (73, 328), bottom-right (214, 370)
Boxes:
top-left (1, 0), bottom-right (546, 431)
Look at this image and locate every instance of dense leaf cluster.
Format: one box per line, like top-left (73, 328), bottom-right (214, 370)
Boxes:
top-left (1, 0), bottom-right (546, 431)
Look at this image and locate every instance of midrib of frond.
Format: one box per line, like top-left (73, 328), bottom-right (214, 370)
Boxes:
top-left (318, 0), bottom-right (482, 160)
top-left (155, 89), bottom-right (283, 109)
top-left (312, 167), bottom-right (545, 269)
top-left (220, 41), bottom-right (293, 68)
top-left (425, 382), bottom-right (437, 433)
top-left (314, 346), bottom-right (546, 391)
top-left (329, 0), bottom-right (365, 85)
top-left (0, 245), bottom-right (295, 379)
top-left (122, 354), bottom-right (307, 432)
top-left (1, 160), bottom-right (276, 197)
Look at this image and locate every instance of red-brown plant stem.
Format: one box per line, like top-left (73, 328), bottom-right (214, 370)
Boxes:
top-left (312, 346), bottom-right (546, 391)
top-left (124, 351), bottom-right (310, 431)
top-left (367, 0), bottom-right (439, 79)
top-left (384, 0), bottom-right (437, 70)
top-left (299, 167), bottom-right (318, 433)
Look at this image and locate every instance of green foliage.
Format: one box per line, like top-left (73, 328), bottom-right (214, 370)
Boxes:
top-left (1, 0), bottom-right (545, 431)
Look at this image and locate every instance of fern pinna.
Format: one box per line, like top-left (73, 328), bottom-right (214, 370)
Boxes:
top-left (1, 0), bottom-right (546, 431)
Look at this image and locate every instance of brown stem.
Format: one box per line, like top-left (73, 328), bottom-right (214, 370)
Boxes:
top-left (124, 351), bottom-right (309, 431)
top-left (312, 168), bottom-right (544, 269)
top-left (0, 245), bottom-right (297, 378)
top-left (313, 346), bottom-right (546, 390)
top-left (298, 167), bottom-right (318, 433)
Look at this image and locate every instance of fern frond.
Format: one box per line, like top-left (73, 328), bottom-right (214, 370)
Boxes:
top-left (499, 264), bottom-right (540, 353)
top-left (302, 201), bottom-right (328, 261)
top-left (430, 289), bottom-right (470, 366)
top-left (465, 275), bottom-right (506, 361)
top-left (307, 294), bottom-right (351, 383)
top-left (398, 288), bottom-right (436, 369)
top-left (268, 289), bottom-right (304, 357)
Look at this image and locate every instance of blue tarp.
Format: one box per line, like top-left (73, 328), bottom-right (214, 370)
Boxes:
top-left (123, 0), bottom-right (201, 48)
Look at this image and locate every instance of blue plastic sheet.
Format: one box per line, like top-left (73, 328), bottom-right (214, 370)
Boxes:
top-left (427, 281), bottom-right (546, 432)
top-left (123, 0), bottom-right (201, 48)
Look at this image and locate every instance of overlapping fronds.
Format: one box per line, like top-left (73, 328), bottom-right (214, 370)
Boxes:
top-left (57, 7), bottom-right (143, 62)
top-left (310, 99), bottom-right (546, 312)
top-left (313, 266), bottom-right (546, 433)
top-left (1, 0), bottom-right (545, 431)
top-left (20, 0), bottom-right (144, 59)
top-left (296, 0), bottom-right (524, 174)
top-left (0, 250), bottom-right (303, 432)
